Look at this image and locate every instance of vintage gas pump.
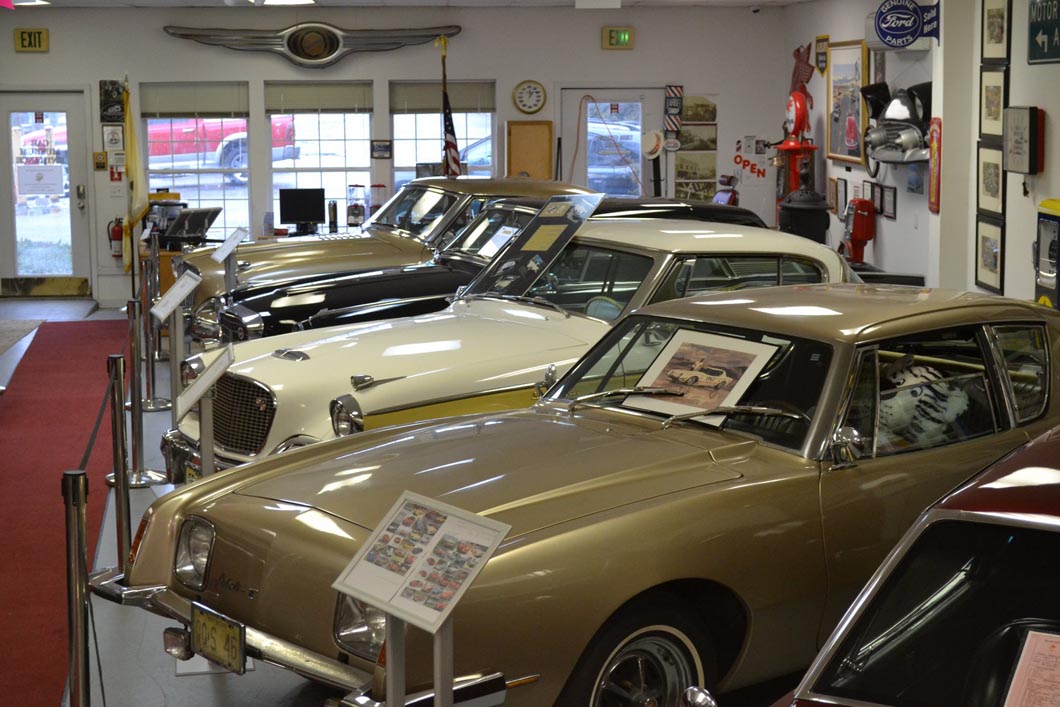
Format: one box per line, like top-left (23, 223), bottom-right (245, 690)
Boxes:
top-left (840, 198), bottom-right (876, 264)
top-left (1034, 199), bottom-right (1060, 308)
top-left (774, 92), bottom-right (818, 218)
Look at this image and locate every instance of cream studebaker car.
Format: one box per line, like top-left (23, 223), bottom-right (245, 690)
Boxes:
top-left (94, 285), bottom-right (1060, 707)
top-left (178, 177), bottom-right (592, 338)
top-left (163, 218), bottom-right (856, 482)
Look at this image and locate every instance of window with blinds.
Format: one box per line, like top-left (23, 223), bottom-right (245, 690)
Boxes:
top-left (390, 81), bottom-right (495, 188)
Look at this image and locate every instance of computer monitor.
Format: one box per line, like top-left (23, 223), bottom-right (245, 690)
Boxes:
top-left (279, 188), bottom-right (325, 235)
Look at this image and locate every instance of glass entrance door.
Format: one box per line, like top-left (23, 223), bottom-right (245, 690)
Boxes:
top-left (560, 88), bottom-right (666, 198)
top-left (1, 92), bottom-right (90, 295)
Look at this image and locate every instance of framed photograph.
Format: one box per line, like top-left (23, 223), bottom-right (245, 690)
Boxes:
top-left (371, 139), bottom-right (393, 160)
top-left (675, 151), bottom-right (717, 181)
top-left (826, 39), bottom-right (868, 164)
top-left (882, 185), bottom-right (897, 219)
top-left (102, 124), bottom-right (124, 151)
top-left (827, 176), bottom-right (837, 213)
top-left (836, 177), bottom-right (848, 215)
top-left (979, 66), bottom-right (1007, 142)
top-left (678, 124), bottom-right (717, 151)
top-left (873, 182), bottom-right (884, 214)
top-left (975, 215), bottom-right (1004, 293)
top-left (680, 95), bottom-right (717, 123)
top-left (981, 0), bottom-right (1012, 63)
top-left (675, 181), bottom-right (717, 200)
top-left (977, 143), bottom-right (1005, 216)
top-left (862, 179), bottom-right (874, 203)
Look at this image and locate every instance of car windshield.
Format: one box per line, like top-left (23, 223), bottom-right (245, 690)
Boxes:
top-left (441, 207), bottom-right (536, 260)
top-left (813, 519), bottom-right (1060, 707)
top-left (548, 315), bottom-right (832, 450)
top-left (371, 185), bottom-right (459, 240)
top-left (461, 240), bottom-right (654, 321)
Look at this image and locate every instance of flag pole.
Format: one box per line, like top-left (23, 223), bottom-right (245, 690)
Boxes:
top-left (435, 35), bottom-right (461, 177)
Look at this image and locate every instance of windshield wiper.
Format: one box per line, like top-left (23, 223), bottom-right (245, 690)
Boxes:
top-left (567, 387), bottom-right (682, 414)
top-left (462, 292), bottom-right (569, 317)
top-left (661, 405), bottom-right (810, 430)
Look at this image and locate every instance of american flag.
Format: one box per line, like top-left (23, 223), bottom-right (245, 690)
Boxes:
top-left (441, 79), bottom-right (461, 177)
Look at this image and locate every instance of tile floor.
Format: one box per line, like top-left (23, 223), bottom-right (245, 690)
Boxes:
top-left (4, 298), bottom-right (792, 707)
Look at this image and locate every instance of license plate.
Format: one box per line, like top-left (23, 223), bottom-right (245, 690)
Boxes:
top-left (186, 463), bottom-right (201, 483)
top-left (190, 602), bottom-right (245, 674)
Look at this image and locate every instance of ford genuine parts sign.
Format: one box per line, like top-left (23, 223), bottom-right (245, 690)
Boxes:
top-left (873, 0), bottom-right (940, 49)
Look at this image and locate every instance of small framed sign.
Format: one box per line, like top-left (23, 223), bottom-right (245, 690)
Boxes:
top-left (371, 139), bottom-right (393, 160)
top-left (102, 124), bottom-right (124, 151)
top-left (1003, 106), bottom-right (1045, 174)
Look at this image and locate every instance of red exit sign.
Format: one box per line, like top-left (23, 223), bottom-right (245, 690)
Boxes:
top-left (601, 26), bottom-right (634, 50)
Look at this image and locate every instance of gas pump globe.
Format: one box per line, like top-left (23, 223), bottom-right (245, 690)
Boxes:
top-left (774, 91), bottom-right (818, 217)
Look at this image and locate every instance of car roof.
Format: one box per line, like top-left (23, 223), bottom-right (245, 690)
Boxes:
top-left (636, 283), bottom-right (1060, 345)
top-left (490, 196), bottom-right (768, 228)
top-left (410, 176), bottom-right (593, 197)
top-left (932, 425), bottom-right (1060, 519)
top-left (573, 217), bottom-right (839, 261)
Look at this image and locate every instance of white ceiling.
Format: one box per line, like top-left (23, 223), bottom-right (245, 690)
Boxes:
top-left (19, 0), bottom-right (811, 9)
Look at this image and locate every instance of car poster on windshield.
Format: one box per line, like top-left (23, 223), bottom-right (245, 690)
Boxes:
top-left (332, 491), bottom-right (510, 634)
top-left (624, 329), bottom-right (777, 422)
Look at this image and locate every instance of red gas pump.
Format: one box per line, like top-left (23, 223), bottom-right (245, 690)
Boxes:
top-left (774, 92), bottom-right (818, 220)
top-left (841, 198), bottom-right (876, 264)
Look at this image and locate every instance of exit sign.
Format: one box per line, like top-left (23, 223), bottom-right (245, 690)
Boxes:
top-left (602, 26), bottom-right (634, 50)
top-left (14, 28), bottom-right (49, 53)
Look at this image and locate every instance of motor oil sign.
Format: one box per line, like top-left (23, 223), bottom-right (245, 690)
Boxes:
top-left (1029, 0), bottom-right (1060, 64)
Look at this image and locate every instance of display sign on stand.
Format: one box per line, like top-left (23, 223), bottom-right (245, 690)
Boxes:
top-left (213, 227), bottom-right (249, 294)
top-left (175, 344), bottom-right (234, 422)
top-left (151, 270), bottom-right (201, 323)
top-left (333, 491), bottom-right (510, 707)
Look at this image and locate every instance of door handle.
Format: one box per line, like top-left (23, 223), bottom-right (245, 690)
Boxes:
top-left (76, 184), bottom-right (86, 210)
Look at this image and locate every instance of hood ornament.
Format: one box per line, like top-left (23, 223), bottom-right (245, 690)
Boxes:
top-left (351, 374), bottom-right (405, 391)
top-left (164, 23), bottom-right (461, 69)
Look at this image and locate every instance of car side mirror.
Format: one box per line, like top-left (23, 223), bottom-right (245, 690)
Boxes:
top-left (534, 363), bottom-right (558, 399)
top-left (682, 687), bottom-right (720, 707)
top-left (832, 425), bottom-right (866, 468)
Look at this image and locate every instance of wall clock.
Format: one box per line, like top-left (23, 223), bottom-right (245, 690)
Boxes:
top-left (513, 80), bottom-right (546, 114)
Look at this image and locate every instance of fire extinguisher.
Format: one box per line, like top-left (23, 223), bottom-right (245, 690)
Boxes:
top-left (108, 217), bottom-right (124, 259)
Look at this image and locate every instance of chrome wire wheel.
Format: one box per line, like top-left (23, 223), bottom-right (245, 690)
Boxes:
top-left (591, 629), bottom-right (700, 707)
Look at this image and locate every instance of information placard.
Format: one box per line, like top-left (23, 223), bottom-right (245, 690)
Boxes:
top-left (1003, 630), bottom-right (1060, 707)
top-left (174, 344), bottom-right (234, 422)
top-left (151, 270), bottom-right (201, 323)
top-left (210, 227), bottom-right (249, 264)
top-left (333, 491), bottom-right (510, 634)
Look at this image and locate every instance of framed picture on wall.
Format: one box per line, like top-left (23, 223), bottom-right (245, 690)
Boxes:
top-left (977, 143), bottom-right (1005, 216)
top-left (981, 0), bottom-right (1012, 63)
top-left (827, 177), bottom-right (837, 213)
top-left (826, 40), bottom-right (868, 164)
top-left (881, 185), bottom-right (897, 219)
top-left (979, 66), bottom-right (1007, 143)
top-left (872, 182), bottom-right (883, 214)
top-left (836, 177), bottom-right (848, 215)
top-left (862, 180), bottom-right (874, 203)
top-left (975, 215), bottom-right (1005, 293)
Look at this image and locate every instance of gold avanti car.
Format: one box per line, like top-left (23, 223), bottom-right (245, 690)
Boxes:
top-left (178, 177), bottom-right (592, 336)
top-left (92, 285), bottom-right (1060, 707)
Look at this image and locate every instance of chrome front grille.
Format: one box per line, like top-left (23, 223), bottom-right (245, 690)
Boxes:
top-left (213, 374), bottom-right (276, 456)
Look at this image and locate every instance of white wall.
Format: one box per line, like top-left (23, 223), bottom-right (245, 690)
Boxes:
top-left (0, 5), bottom-right (790, 306)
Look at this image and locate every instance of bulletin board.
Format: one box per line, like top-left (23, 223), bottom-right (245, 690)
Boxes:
top-left (506, 120), bottom-right (553, 180)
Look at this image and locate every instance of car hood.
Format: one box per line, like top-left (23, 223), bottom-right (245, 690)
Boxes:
top-left (234, 408), bottom-right (747, 538)
top-left (225, 299), bottom-right (608, 412)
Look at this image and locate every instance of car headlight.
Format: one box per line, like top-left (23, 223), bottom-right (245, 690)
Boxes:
top-left (180, 355), bottom-right (205, 386)
top-left (174, 516), bottom-right (215, 591)
top-left (334, 594), bottom-right (386, 660)
top-left (330, 394), bottom-right (364, 436)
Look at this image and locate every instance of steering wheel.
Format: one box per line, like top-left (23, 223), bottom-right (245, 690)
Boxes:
top-left (584, 296), bottom-right (623, 321)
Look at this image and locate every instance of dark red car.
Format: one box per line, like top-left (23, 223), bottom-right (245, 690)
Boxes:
top-left (685, 424), bottom-right (1060, 707)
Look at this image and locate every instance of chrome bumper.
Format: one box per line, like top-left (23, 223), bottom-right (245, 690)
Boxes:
top-left (89, 567), bottom-right (507, 706)
top-left (161, 427), bottom-right (237, 484)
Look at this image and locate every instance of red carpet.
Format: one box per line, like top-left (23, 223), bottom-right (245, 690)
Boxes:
top-left (0, 320), bottom-right (129, 705)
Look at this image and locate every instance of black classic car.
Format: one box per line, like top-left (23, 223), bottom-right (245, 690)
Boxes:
top-left (218, 199), bottom-right (768, 341)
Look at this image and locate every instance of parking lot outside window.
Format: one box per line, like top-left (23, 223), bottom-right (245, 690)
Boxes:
top-left (392, 111), bottom-right (494, 189)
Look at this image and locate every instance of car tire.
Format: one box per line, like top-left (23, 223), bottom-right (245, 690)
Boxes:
top-left (222, 142), bottom-right (249, 185)
top-left (686, 376), bottom-right (699, 386)
top-left (555, 596), bottom-right (717, 707)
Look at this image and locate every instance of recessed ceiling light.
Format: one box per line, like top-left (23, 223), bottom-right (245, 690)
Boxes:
top-left (262, 0), bottom-right (315, 5)
top-left (14, 0), bottom-right (51, 5)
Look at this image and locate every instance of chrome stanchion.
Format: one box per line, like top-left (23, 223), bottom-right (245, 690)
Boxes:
top-left (104, 355), bottom-right (132, 572)
top-left (433, 617), bottom-right (454, 707)
top-left (62, 469), bottom-right (90, 707)
top-left (169, 306), bottom-right (185, 431)
top-left (199, 391), bottom-right (216, 478)
top-left (140, 254), bottom-right (170, 412)
top-left (149, 231), bottom-right (167, 363)
top-left (127, 300), bottom-right (166, 487)
top-left (223, 251), bottom-right (237, 294)
top-left (386, 616), bottom-right (407, 707)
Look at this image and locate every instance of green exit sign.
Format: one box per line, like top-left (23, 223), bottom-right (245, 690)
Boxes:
top-left (602, 26), bottom-right (634, 50)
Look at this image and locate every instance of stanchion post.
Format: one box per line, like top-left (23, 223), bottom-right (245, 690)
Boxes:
top-left (224, 251), bottom-right (237, 294)
top-left (127, 299), bottom-right (166, 487)
top-left (149, 231), bottom-right (167, 363)
top-left (433, 617), bottom-right (454, 707)
top-left (62, 469), bottom-right (90, 707)
top-left (169, 306), bottom-right (185, 431)
top-left (106, 354), bottom-right (132, 572)
top-left (386, 616), bottom-right (406, 707)
top-left (141, 252), bottom-right (170, 412)
top-left (200, 392), bottom-right (216, 478)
